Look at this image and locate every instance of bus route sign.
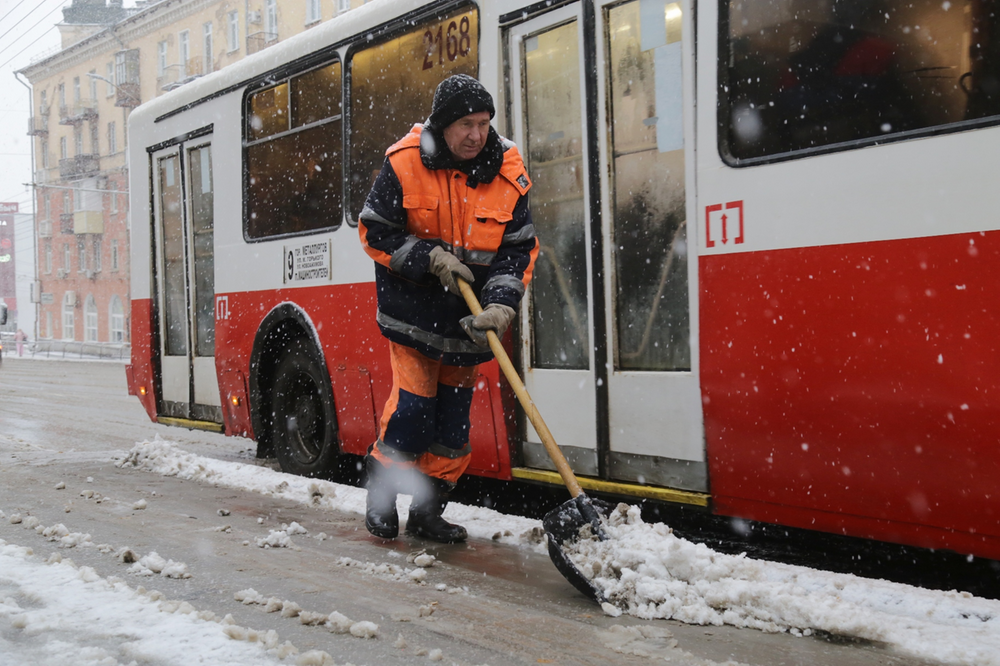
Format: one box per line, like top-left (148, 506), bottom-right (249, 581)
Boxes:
top-left (283, 240), bottom-right (332, 284)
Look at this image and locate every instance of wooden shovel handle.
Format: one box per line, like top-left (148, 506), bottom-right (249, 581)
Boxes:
top-left (458, 279), bottom-right (584, 499)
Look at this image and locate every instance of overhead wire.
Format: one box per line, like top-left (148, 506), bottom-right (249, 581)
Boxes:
top-left (0, 188), bottom-right (33, 203)
top-left (0, 0), bottom-right (34, 27)
top-left (0, 1), bottom-right (69, 70)
top-left (0, 0), bottom-right (67, 58)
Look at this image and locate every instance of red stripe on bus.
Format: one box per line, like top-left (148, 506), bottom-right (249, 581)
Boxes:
top-left (700, 230), bottom-right (1000, 553)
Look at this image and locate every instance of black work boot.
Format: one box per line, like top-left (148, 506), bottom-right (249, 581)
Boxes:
top-left (405, 477), bottom-right (467, 543)
top-left (364, 455), bottom-right (399, 539)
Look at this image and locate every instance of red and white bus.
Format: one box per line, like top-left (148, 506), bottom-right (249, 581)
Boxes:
top-left (127, 0), bottom-right (1000, 560)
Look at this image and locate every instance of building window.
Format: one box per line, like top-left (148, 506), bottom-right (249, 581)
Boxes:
top-left (265, 0), bottom-right (278, 40)
top-left (74, 127), bottom-right (83, 155)
top-left (338, 0), bottom-right (350, 14)
top-left (62, 191), bottom-right (71, 217)
top-left (93, 238), bottom-right (102, 273)
top-left (227, 11), bottom-right (239, 52)
top-left (158, 41), bottom-right (168, 76)
top-left (60, 136), bottom-right (67, 159)
top-left (90, 122), bottom-right (100, 155)
top-left (203, 22), bottom-right (214, 74)
top-left (40, 89), bottom-right (47, 113)
top-left (109, 180), bottom-right (119, 214)
top-left (78, 238), bottom-right (86, 272)
top-left (89, 70), bottom-right (98, 100)
top-left (41, 138), bottom-right (49, 168)
top-left (111, 239), bottom-right (119, 271)
top-left (63, 293), bottom-right (75, 340)
top-left (108, 122), bottom-right (117, 155)
top-left (85, 295), bottom-right (98, 342)
top-left (44, 240), bottom-right (52, 274)
top-left (109, 295), bottom-right (124, 342)
top-left (73, 76), bottom-right (81, 102)
top-left (106, 62), bottom-right (115, 97)
top-left (43, 193), bottom-right (50, 220)
top-left (58, 83), bottom-right (66, 107)
top-left (306, 0), bottom-right (321, 23)
top-left (179, 30), bottom-right (190, 77)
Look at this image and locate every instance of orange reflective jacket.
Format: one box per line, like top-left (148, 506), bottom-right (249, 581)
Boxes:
top-left (387, 125), bottom-right (532, 269)
top-left (359, 124), bottom-right (537, 365)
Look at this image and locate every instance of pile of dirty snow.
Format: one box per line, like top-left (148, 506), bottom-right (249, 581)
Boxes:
top-left (564, 504), bottom-right (1000, 666)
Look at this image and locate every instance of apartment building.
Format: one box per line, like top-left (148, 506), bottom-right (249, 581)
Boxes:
top-left (18, 0), bottom-right (359, 344)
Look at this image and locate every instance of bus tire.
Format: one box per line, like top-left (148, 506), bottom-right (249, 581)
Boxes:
top-left (271, 338), bottom-right (339, 478)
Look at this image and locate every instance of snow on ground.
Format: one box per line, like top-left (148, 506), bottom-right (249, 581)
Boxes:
top-left (565, 504), bottom-right (1000, 665)
top-left (0, 540), bottom-right (290, 666)
top-left (116, 437), bottom-right (1000, 666)
top-left (116, 436), bottom-right (546, 549)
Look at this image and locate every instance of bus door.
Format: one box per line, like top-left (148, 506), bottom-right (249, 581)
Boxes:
top-left (598, 0), bottom-right (703, 492)
top-left (509, 5), bottom-right (599, 475)
top-left (151, 139), bottom-right (221, 423)
top-left (508, 0), bottom-right (704, 492)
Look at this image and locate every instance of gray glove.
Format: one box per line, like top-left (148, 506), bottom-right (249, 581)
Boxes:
top-left (460, 303), bottom-right (516, 348)
top-left (428, 246), bottom-right (474, 294)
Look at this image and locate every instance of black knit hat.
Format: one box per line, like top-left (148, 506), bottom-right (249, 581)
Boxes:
top-left (426, 74), bottom-right (495, 132)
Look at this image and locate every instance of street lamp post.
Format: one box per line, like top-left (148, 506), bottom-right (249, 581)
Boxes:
top-left (85, 73), bottom-right (133, 348)
top-left (85, 71), bottom-right (139, 106)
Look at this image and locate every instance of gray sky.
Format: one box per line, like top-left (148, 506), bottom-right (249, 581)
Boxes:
top-left (1, 0), bottom-right (71, 215)
top-left (0, 0), bottom-right (139, 215)
top-left (0, 0), bottom-right (137, 324)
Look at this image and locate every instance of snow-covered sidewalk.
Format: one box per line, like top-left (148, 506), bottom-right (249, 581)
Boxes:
top-left (5, 436), bottom-right (995, 666)
top-left (0, 540), bottom-right (290, 666)
top-left (114, 437), bottom-right (1000, 666)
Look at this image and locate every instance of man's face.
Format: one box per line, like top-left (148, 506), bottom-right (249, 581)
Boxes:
top-left (442, 111), bottom-right (491, 161)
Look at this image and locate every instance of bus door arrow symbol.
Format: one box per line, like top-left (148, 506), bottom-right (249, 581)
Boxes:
top-left (216, 295), bottom-right (230, 321)
top-left (705, 204), bottom-right (721, 248)
top-left (705, 200), bottom-right (744, 249)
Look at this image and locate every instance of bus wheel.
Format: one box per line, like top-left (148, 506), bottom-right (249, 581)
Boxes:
top-left (271, 339), bottom-right (339, 478)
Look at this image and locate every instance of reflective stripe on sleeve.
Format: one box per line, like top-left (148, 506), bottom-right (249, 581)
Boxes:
top-left (500, 223), bottom-right (536, 247)
top-left (482, 274), bottom-right (526, 299)
top-left (376, 310), bottom-right (484, 355)
top-left (389, 236), bottom-right (421, 274)
top-left (360, 203), bottom-right (402, 228)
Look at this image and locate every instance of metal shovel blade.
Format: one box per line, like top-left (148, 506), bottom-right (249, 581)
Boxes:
top-left (542, 495), bottom-right (616, 604)
top-left (454, 279), bottom-right (620, 604)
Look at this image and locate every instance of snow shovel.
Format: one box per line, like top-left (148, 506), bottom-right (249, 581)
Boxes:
top-left (457, 278), bottom-right (613, 604)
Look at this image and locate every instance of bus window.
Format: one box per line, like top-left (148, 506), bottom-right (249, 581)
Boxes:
top-left (292, 63), bottom-right (342, 128)
top-left (245, 61), bottom-right (343, 239)
top-left (248, 82), bottom-right (288, 141)
top-left (606, 0), bottom-right (690, 371)
top-left (158, 154), bottom-right (187, 356)
top-left (188, 144), bottom-right (215, 358)
top-left (722, 0), bottom-right (1000, 162)
top-left (348, 6), bottom-right (478, 222)
top-left (522, 20), bottom-right (590, 370)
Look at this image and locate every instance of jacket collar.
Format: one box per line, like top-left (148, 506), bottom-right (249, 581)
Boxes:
top-left (419, 124), bottom-right (505, 186)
